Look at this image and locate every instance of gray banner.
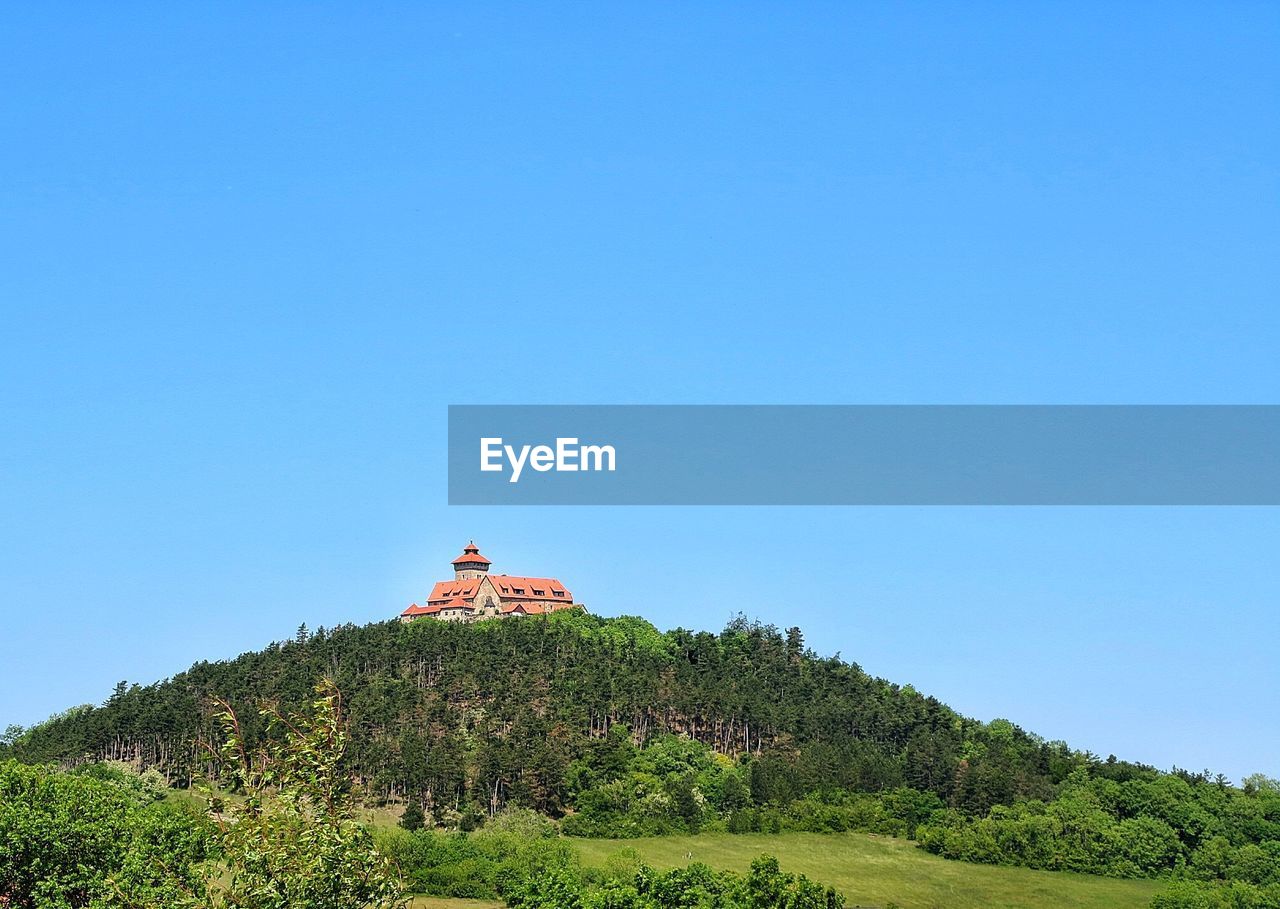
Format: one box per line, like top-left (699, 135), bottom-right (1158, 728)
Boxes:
top-left (447, 405), bottom-right (1280, 505)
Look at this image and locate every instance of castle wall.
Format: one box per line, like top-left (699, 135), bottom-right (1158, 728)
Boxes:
top-left (474, 576), bottom-right (502, 618)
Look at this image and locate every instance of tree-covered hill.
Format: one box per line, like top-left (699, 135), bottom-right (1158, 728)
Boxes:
top-left (7, 612), bottom-right (1280, 900)
top-left (3, 613), bottom-right (1111, 811)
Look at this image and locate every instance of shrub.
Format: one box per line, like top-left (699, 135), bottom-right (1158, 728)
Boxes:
top-left (72, 761), bottom-right (169, 804)
top-left (0, 759), bottom-right (208, 908)
top-left (508, 854), bottom-right (844, 909)
top-left (376, 810), bottom-right (579, 900)
top-left (1149, 879), bottom-right (1280, 909)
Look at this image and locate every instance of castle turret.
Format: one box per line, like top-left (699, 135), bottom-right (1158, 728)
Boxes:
top-left (451, 541), bottom-right (492, 580)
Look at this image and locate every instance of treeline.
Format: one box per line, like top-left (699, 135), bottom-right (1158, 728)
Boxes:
top-left (557, 724), bottom-right (945, 839)
top-left (2, 688), bottom-right (852, 909)
top-left (3, 613), bottom-right (1090, 818)
top-left (916, 767), bottom-right (1280, 899)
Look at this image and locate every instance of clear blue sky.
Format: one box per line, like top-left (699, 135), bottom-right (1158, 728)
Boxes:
top-left (1, 4), bottom-right (1277, 781)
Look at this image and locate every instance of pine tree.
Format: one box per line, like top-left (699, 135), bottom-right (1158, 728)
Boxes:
top-left (400, 801), bottom-right (425, 832)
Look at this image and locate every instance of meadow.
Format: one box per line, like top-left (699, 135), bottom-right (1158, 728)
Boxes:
top-left (568, 832), bottom-right (1161, 909)
top-left (225, 765), bottom-right (1162, 909)
top-left (399, 829), bottom-right (1161, 909)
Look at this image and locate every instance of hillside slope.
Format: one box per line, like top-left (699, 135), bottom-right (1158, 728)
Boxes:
top-left (6, 613), bottom-right (1097, 811)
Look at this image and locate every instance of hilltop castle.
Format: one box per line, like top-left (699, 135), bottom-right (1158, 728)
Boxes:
top-left (399, 542), bottom-right (584, 623)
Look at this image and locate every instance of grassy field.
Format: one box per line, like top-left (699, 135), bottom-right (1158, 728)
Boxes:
top-left (570, 832), bottom-right (1161, 909)
top-left (176, 788), bottom-right (1157, 907)
top-left (318, 802), bottom-right (1161, 908)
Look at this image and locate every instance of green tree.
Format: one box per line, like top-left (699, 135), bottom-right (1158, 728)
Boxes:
top-left (399, 802), bottom-right (425, 832)
top-left (204, 680), bottom-right (407, 909)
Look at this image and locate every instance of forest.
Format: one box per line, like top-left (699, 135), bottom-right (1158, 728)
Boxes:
top-left (3, 612), bottom-right (1278, 907)
top-left (1, 682), bottom-right (843, 909)
top-left (3, 612), bottom-right (1081, 807)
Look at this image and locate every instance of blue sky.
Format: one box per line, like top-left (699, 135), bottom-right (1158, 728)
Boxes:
top-left (1, 3), bottom-right (1277, 780)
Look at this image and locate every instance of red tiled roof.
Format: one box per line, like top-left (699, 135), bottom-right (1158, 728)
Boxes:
top-left (499, 601), bottom-right (579, 616)
top-left (451, 541), bottom-right (492, 566)
top-left (440, 597), bottom-right (472, 611)
top-left (401, 602), bottom-right (441, 617)
top-left (500, 602), bottom-right (542, 615)
top-left (425, 574), bottom-right (572, 605)
top-left (489, 574), bottom-right (572, 602)
top-left (426, 578), bottom-right (483, 603)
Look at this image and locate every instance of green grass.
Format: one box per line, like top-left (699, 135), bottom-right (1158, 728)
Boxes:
top-left (407, 898), bottom-right (501, 909)
top-left (571, 832), bottom-right (1162, 909)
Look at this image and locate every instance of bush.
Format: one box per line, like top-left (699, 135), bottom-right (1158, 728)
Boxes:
top-left (506, 854), bottom-right (844, 909)
top-left (0, 759), bottom-right (208, 908)
top-left (376, 810), bottom-right (579, 900)
top-left (720, 789), bottom-right (944, 840)
top-left (1149, 879), bottom-right (1280, 909)
top-left (72, 761), bottom-right (169, 804)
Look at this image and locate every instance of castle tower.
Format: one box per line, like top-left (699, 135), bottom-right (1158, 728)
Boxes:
top-left (452, 541), bottom-right (492, 581)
